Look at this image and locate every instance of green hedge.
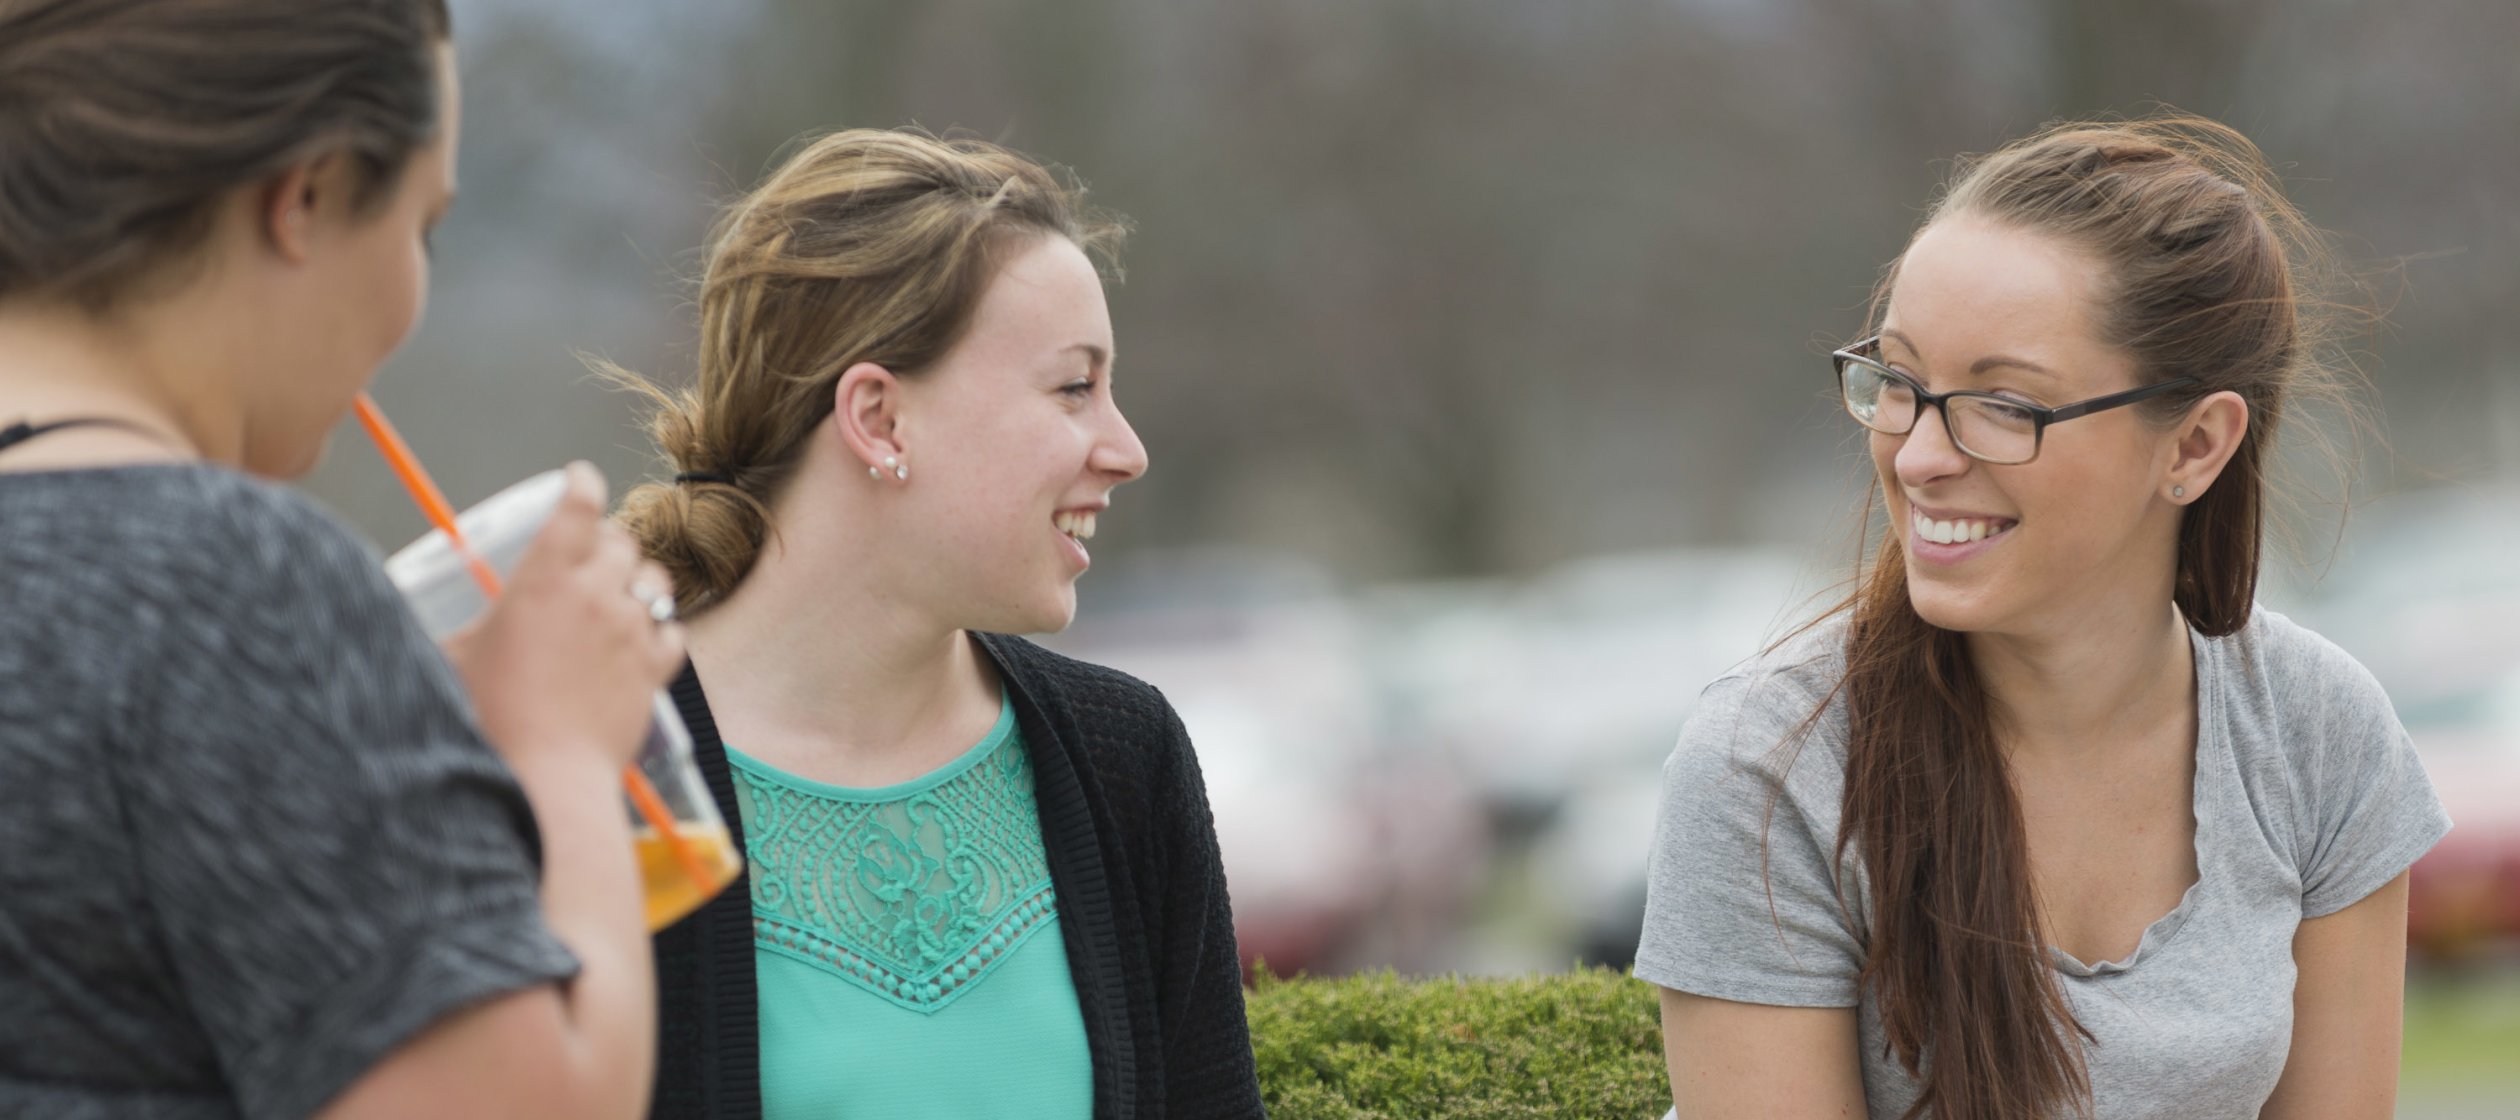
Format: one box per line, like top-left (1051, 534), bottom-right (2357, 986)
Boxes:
top-left (1247, 966), bottom-right (1672, 1119)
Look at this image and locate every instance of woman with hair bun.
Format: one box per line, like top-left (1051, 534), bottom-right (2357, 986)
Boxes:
top-left (604, 128), bottom-right (1264, 1120)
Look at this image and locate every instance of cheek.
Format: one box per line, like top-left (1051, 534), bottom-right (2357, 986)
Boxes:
top-left (1869, 433), bottom-right (1906, 508)
top-left (2008, 463), bottom-right (2137, 574)
top-left (374, 237), bottom-right (428, 355)
top-left (335, 220), bottom-right (428, 365)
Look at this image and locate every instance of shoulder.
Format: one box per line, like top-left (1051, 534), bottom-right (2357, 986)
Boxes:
top-left (980, 633), bottom-right (1189, 769)
top-left (2208, 606), bottom-right (2404, 767)
top-left (2207, 606), bottom-right (2423, 848)
top-left (983, 634), bottom-right (1175, 722)
top-left (980, 634), bottom-right (1219, 857)
top-left (2215, 606), bottom-right (2392, 708)
top-left (81, 466), bottom-right (378, 590)
top-left (4, 466), bottom-right (396, 641)
top-left (1669, 618), bottom-right (1852, 797)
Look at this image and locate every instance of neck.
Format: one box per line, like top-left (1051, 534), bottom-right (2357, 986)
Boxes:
top-left (682, 495), bottom-right (997, 773)
top-left (1967, 595), bottom-right (2194, 761)
top-left (0, 294), bottom-right (244, 468)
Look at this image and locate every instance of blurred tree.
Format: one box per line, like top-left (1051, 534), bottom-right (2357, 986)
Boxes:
top-left (303, 0), bottom-right (2520, 578)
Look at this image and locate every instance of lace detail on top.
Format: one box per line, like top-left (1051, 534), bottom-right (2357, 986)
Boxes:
top-left (728, 698), bottom-right (1058, 1015)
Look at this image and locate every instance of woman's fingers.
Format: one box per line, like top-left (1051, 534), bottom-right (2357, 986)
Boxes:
top-left (510, 461), bottom-right (609, 585)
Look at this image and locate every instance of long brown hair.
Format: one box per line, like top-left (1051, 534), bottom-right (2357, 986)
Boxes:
top-left (1825, 115), bottom-right (2354, 1119)
top-left (599, 129), bottom-right (1126, 612)
top-left (0, 0), bottom-right (452, 310)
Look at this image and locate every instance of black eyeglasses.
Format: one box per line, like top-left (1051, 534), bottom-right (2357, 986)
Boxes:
top-left (1831, 337), bottom-right (2197, 465)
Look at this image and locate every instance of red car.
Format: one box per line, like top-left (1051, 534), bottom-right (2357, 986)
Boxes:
top-left (2406, 713), bottom-right (2520, 958)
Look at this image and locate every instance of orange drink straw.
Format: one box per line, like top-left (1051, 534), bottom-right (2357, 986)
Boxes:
top-left (352, 392), bottom-right (716, 892)
top-left (353, 397), bottom-right (505, 597)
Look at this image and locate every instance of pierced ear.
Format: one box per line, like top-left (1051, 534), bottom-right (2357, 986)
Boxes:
top-left (2166, 389), bottom-right (2250, 502)
top-left (832, 361), bottom-right (906, 472)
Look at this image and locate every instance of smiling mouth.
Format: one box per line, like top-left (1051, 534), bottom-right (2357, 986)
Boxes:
top-left (1911, 511), bottom-right (2017, 545)
top-left (1055, 510), bottom-right (1098, 544)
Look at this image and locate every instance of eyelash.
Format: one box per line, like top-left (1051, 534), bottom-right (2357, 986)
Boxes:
top-left (1890, 365), bottom-right (2040, 406)
top-left (1061, 378), bottom-right (1096, 397)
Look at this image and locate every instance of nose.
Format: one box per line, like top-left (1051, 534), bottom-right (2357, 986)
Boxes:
top-left (1092, 400), bottom-right (1149, 484)
top-left (1890, 402), bottom-right (1970, 490)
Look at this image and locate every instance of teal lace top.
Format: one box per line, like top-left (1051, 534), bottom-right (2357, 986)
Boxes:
top-left (727, 696), bottom-right (1092, 1119)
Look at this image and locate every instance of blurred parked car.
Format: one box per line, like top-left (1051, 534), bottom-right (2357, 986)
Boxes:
top-left (2290, 485), bottom-right (2520, 956)
top-left (1407, 548), bottom-right (1819, 820)
top-left (1449, 548), bottom-right (1824, 967)
top-left (1050, 548), bottom-right (1488, 975)
top-left (2404, 683), bottom-right (2520, 958)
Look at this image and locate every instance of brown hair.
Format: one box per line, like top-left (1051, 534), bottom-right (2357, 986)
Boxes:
top-left (0, 0), bottom-right (453, 310)
top-left (602, 129), bottom-right (1126, 612)
top-left (1825, 115), bottom-right (2354, 1120)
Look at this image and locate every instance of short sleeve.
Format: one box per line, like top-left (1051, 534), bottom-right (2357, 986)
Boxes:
top-left (2285, 649), bottom-right (2452, 919)
top-left (1634, 672), bottom-right (1863, 1008)
top-left (110, 485), bottom-right (578, 1120)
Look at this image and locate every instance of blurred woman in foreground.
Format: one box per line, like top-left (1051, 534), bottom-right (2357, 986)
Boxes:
top-left (0, 2), bottom-right (679, 1115)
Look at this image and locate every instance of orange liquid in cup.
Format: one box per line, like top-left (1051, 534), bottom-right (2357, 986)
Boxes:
top-left (635, 823), bottom-right (744, 931)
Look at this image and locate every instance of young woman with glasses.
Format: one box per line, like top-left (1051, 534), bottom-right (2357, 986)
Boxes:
top-left (1635, 116), bottom-right (2447, 1120)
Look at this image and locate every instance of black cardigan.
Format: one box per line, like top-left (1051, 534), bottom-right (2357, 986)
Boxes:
top-left (647, 632), bottom-right (1267, 1119)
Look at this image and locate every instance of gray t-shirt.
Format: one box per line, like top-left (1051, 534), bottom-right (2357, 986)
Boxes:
top-left (1635, 608), bottom-right (2451, 1120)
top-left (0, 465), bottom-right (578, 1120)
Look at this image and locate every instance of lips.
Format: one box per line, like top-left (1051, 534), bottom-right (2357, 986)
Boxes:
top-left (1904, 502), bottom-right (2017, 561)
top-left (1054, 506), bottom-right (1102, 570)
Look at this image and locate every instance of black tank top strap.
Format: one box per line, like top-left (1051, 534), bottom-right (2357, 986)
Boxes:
top-left (0, 417), bottom-right (171, 456)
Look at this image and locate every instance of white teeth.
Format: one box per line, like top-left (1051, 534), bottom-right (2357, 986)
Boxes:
top-left (1913, 512), bottom-right (2005, 545)
top-left (1056, 511), bottom-right (1098, 541)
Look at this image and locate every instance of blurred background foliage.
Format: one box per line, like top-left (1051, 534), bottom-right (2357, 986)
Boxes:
top-left (323, 0), bottom-right (2520, 574)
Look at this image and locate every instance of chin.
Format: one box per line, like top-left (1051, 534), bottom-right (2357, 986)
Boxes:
top-left (1902, 571), bottom-right (2011, 635)
top-left (1023, 594), bottom-right (1080, 636)
top-left (970, 587), bottom-right (1077, 637)
top-left (245, 431), bottom-right (332, 481)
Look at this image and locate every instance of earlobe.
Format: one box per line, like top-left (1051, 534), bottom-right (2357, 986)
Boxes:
top-left (2167, 390), bottom-right (2250, 503)
top-left (833, 361), bottom-right (909, 475)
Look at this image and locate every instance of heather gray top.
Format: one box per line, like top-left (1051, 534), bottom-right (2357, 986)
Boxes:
top-left (1636, 608), bottom-right (2451, 1120)
top-left (0, 465), bottom-right (577, 1120)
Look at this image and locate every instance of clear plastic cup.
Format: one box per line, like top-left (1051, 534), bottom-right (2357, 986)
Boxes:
top-left (385, 469), bottom-right (742, 931)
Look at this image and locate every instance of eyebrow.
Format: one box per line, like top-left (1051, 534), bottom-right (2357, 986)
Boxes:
top-left (1880, 328), bottom-right (2057, 380)
top-left (1066, 343), bottom-right (1112, 369)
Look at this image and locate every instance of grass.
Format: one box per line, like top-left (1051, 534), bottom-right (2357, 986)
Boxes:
top-left (2401, 966), bottom-right (2520, 1092)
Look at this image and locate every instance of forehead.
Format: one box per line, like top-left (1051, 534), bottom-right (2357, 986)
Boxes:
top-left (960, 235), bottom-right (1111, 356)
top-left (1882, 214), bottom-right (2105, 361)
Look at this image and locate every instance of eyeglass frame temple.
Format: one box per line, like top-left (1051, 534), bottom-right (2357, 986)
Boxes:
top-left (1831, 335), bottom-right (2202, 431)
